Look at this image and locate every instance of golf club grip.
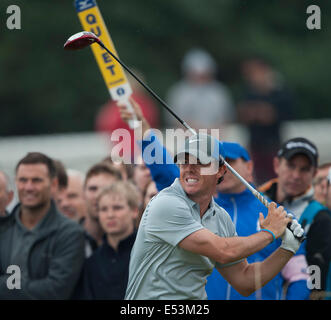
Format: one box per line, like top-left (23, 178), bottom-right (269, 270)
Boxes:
top-left (253, 190), bottom-right (306, 243)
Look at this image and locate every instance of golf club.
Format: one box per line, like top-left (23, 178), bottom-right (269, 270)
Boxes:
top-left (64, 31), bottom-right (305, 242)
top-left (64, 31), bottom-right (196, 135)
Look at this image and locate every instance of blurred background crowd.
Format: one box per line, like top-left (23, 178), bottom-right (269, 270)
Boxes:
top-left (1, 0), bottom-right (331, 181)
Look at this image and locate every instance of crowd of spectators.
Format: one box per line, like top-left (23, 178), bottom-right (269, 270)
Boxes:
top-left (0, 49), bottom-right (330, 300)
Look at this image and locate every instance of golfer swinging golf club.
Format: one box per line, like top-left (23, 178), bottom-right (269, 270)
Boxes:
top-left (125, 133), bottom-right (304, 300)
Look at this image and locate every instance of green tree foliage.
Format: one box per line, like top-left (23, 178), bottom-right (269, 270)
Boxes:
top-left (0, 0), bottom-right (329, 135)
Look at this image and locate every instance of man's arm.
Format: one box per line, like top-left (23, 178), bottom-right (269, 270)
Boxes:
top-left (179, 202), bottom-right (290, 262)
top-left (118, 98), bottom-right (179, 191)
top-left (179, 203), bottom-right (302, 296)
top-left (281, 253), bottom-right (310, 300)
top-left (179, 227), bottom-right (275, 266)
top-left (139, 132), bottom-right (179, 191)
top-left (217, 248), bottom-right (293, 297)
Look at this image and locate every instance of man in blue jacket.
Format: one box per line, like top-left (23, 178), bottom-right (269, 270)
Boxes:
top-left (118, 98), bottom-right (309, 300)
top-left (206, 143), bottom-right (308, 300)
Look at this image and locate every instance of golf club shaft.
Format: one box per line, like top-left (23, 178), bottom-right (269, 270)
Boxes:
top-left (223, 162), bottom-right (304, 243)
top-left (97, 40), bottom-right (196, 135)
top-left (96, 39), bottom-right (304, 242)
top-left (224, 159), bottom-right (305, 242)
top-left (224, 160), bottom-right (304, 242)
top-left (224, 160), bottom-right (268, 205)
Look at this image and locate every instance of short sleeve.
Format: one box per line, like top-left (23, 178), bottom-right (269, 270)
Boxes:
top-left (145, 195), bottom-right (204, 247)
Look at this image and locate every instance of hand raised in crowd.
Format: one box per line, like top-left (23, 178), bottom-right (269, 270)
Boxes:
top-left (117, 98), bottom-right (151, 137)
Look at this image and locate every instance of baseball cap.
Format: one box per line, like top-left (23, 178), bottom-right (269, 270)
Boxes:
top-left (182, 48), bottom-right (217, 75)
top-left (277, 137), bottom-right (318, 167)
top-left (223, 142), bottom-right (251, 161)
top-left (174, 133), bottom-right (225, 165)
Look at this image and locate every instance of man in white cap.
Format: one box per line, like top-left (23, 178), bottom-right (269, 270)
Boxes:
top-left (125, 133), bottom-right (304, 300)
top-left (165, 48), bottom-right (235, 131)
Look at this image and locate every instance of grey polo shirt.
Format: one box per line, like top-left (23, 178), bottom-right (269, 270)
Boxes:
top-left (125, 178), bottom-right (241, 300)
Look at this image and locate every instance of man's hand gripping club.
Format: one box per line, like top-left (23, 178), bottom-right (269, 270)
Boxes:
top-left (259, 202), bottom-right (304, 254)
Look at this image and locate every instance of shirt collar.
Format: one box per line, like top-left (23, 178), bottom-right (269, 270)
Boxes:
top-left (172, 178), bottom-right (216, 211)
top-left (283, 186), bottom-right (315, 206)
top-left (102, 231), bottom-right (137, 252)
top-left (13, 200), bottom-right (56, 233)
top-left (172, 178), bottom-right (198, 208)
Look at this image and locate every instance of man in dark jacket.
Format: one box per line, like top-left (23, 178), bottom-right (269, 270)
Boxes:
top-left (259, 138), bottom-right (331, 299)
top-left (0, 152), bottom-right (85, 299)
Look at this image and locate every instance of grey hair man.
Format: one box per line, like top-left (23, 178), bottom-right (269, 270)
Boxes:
top-left (57, 169), bottom-right (87, 223)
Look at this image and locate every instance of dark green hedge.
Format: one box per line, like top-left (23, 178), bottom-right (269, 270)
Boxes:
top-left (0, 0), bottom-right (329, 135)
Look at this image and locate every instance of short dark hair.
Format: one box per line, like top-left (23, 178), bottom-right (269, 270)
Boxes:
top-left (16, 152), bottom-right (57, 178)
top-left (85, 162), bottom-right (122, 186)
top-left (102, 156), bottom-right (134, 180)
top-left (53, 159), bottom-right (68, 190)
top-left (217, 159), bottom-right (225, 184)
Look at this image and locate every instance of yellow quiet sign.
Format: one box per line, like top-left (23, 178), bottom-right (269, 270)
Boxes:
top-left (75, 0), bottom-right (132, 100)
